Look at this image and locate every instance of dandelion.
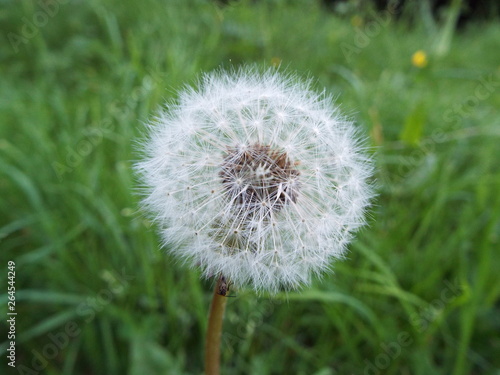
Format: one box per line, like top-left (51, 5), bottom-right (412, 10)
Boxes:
top-left (412, 50), bottom-right (428, 68)
top-left (136, 67), bottom-right (373, 374)
top-left (137, 67), bottom-right (373, 293)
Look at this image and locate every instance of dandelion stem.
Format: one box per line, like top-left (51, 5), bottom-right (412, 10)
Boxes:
top-left (205, 276), bottom-right (228, 375)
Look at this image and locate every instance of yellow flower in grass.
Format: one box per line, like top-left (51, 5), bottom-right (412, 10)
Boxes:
top-left (271, 57), bottom-right (282, 67)
top-left (351, 15), bottom-right (363, 27)
top-left (412, 50), bottom-right (428, 68)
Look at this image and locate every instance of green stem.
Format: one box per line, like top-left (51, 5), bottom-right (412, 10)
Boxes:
top-left (205, 277), bottom-right (227, 375)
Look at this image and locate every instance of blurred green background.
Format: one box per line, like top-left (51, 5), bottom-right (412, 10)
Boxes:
top-left (1, 0), bottom-right (499, 374)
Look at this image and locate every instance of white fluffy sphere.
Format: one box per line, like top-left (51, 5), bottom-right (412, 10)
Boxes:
top-left (137, 67), bottom-right (373, 293)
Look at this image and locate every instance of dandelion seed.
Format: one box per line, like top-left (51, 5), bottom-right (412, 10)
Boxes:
top-left (136, 67), bottom-right (373, 294)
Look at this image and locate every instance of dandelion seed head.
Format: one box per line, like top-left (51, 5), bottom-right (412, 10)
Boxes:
top-left (136, 67), bottom-right (373, 293)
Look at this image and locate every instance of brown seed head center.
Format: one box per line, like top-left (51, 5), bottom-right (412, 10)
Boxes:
top-left (219, 144), bottom-right (300, 215)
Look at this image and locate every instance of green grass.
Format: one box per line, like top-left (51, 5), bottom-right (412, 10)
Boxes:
top-left (1, 0), bottom-right (499, 374)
